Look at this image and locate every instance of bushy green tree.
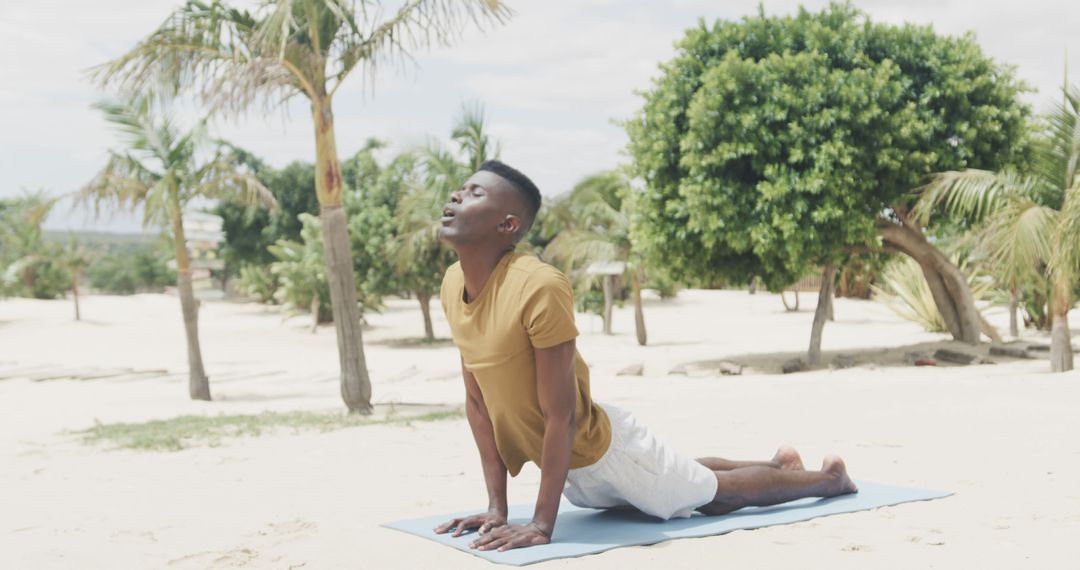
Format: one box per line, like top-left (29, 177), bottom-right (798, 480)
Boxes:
top-left (88, 247), bottom-right (176, 294)
top-left (344, 140), bottom-right (402, 315)
top-left (269, 212), bottom-right (332, 326)
top-left (0, 192), bottom-right (71, 300)
top-left (216, 153), bottom-right (320, 280)
top-left (627, 3), bottom-right (1028, 362)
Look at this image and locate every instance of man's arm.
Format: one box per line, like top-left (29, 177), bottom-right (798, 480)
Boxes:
top-left (472, 339), bottom-right (577, 551)
top-left (434, 356), bottom-right (509, 537)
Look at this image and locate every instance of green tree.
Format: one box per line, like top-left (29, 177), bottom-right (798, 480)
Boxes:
top-left (76, 98), bottom-right (273, 400)
top-left (269, 212), bottom-right (333, 329)
top-left (88, 246), bottom-right (177, 294)
top-left (0, 192), bottom-right (72, 300)
top-left (61, 235), bottom-right (93, 321)
top-left (93, 0), bottom-right (510, 414)
top-left (344, 139), bottom-right (400, 315)
top-left (914, 84), bottom-right (1080, 372)
top-left (392, 105), bottom-right (499, 340)
top-left (543, 170), bottom-right (649, 345)
top-left (626, 3), bottom-right (1028, 364)
top-left (216, 152), bottom-right (320, 281)
top-left (394, 148), bottom-right (458, 340)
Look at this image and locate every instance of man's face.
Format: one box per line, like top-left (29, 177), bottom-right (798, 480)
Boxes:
top-left (438, 170), bottom-right (522, 248)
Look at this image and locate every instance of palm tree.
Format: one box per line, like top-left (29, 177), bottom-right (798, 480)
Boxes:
top-left (91, 0), bottom-right (510, 413)
top-left (77, 98), bottom-right (274, 399)
top-left (543, 171), bottom-right (649, 346)
top-left (62, 235), bottom-right (93, 321)
top-left (394, 105), bottom-right (496, 339)
top-left (915, 84), bottom-right (1080, 372)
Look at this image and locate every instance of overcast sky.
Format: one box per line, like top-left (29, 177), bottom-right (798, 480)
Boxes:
top-left (2, 0), bottom-right (1077, 233)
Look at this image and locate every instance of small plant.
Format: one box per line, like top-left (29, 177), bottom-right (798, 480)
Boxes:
top-left (235, 263), bottom-right (279, 304)
top-left (76, 408), bottom-right (463, 452)
top-left (872, 256), bottom-right (992, 333)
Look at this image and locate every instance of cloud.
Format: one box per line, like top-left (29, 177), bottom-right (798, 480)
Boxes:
top-left (2, 0), bottom-right (1078, 233)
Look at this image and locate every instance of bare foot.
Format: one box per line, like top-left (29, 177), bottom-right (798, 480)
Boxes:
top-left (821, 455), bottom-right (859, 496)
top-left (772, 445), bottom-right (805, 471)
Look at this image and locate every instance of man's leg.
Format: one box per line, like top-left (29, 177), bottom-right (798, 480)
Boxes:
top-left (697, 455), bottom-right (858, 516)
top-left (697, 445), bottom-right (805, 472)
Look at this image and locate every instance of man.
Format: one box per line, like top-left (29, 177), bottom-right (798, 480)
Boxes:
top-left (433, 160), bottom-right (857, 553)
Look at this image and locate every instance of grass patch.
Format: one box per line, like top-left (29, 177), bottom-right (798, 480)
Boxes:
top-left (76, 408), bottom-right (463, 452)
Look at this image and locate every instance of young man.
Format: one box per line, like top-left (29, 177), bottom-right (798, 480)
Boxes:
top-left (433, 160), bottom-right (857, 553)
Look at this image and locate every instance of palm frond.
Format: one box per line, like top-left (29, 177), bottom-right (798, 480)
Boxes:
top-left (75, 152), bottom-right (158, 223)
top-left (1048, 182), bottom-right (1080, 285)
top-left (328, 0), bottom-right (512, 95)
top-left (912, 168), bottom-right (1035, 225)
top-left (544, 231), bottom-right (620, 274)
top-left (871, 256), bottom-right (948, 333)
top-left (450, 101), bottom-right (499, 171)
top-left (90, 0), bottom-right (301, 114)
top-left (1036, 84), bottom-right (1080, 193)
top-left (978, 199), bottom-right (1057, 287)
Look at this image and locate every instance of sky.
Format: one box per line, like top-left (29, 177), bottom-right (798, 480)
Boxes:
top-left (1, 0), bottom-right (1077, 233)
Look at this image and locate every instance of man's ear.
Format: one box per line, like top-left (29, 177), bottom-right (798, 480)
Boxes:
top-left (498, 214), bottom-right (522, 236)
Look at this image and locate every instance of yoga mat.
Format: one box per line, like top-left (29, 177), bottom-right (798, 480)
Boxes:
top-left (384, 481), bottom-right (951, 566)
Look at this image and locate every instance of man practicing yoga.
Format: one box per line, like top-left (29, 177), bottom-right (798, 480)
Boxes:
top-left (433, 160), bottom-right (858, 552)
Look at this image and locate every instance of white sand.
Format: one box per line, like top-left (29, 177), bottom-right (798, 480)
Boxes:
top-left (2, 290), bottom-right (1078, 568)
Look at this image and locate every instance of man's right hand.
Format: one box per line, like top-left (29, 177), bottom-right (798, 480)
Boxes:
top-left (433, 510), bottom-right (508, 537)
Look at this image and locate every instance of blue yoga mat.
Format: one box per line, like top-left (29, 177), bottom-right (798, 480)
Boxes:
top-left (384, 481), bottom-right (951, 566)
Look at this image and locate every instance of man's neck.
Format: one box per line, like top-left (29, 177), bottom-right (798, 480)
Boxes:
top-left (457, 246), bottom-right (515, 303)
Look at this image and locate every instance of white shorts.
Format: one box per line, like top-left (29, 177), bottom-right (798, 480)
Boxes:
top-left (563, 404), bottom-right (718, 520)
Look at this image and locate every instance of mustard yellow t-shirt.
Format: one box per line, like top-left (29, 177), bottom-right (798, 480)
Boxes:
top-left (440, 250), bottom-right (611, 477)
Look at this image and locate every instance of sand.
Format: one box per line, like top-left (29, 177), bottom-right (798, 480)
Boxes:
top-left (2, 289), bottom-right (1078, 569)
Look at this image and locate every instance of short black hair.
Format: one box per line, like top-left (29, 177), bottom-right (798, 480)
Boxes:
top-left (478, 159), bottom-right (541, 234)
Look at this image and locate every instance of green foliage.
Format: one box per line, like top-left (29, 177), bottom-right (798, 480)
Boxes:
top-left (92, 0), bottom-right (510, 119)
top-left (575, 287), bottom-right (607, 316)
top-left (836, 252), bottom-right (888, 299)
top-left (915, 84), bottom-right (1080, 325)
top-left (216, 154), bottom-right (320, 277)
top-left (1, 246), bottom-right (70, 300)
top-left (76, 408), bottom-right (464, 452)
top-left (0, 192), bottom-right (71, 299)
top-left (268, 213), bottom-right (332, 322)
top-left (88, 247), bottom-right (176, 294)
top-left (626, 3), bottom-right (1029, 291)
top-left (387, 105), bottom-right (498, 319)
top-left (344, 140), bottom-right (407, 311)
top-left (872, 257), bottom-right (947, 332)
top-left (873, 256), bottom-right (992, 332)
top-left (78, 98), bottom-right (274, 231)
top-left (234, 264), bottom-right (279, 304)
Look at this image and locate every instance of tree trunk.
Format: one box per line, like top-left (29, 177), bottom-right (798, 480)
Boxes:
top-left (782, 290), bottom-right (799, 311)
top-left (418, 291), bottom-right (435, 342)
top-left (311, 291), bottom-right (320, 334)
top-left (1049, 276), bottom-right (1074, 372)
top-left (601, 275), bottom-right (613, 335)
top-left (1009, 288), bottom-right (1019, 338)
top-left (72, 274), bottom-right (81, 322)
top-left (748, 276), bottom-right (757, 295)
top-left (808, 264), bottom-right (837, 366)
top-left (631, 272), bottom-right (646, 346)
top-left (169, 196), bottom-right (210, 401)
top-left (313, 99), bottom-right (372, 414)
top-left (878, 222), bottom-right (981, 344)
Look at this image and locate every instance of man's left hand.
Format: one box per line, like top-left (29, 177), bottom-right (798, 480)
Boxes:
top-left (469, 522), bottom-right (550, 552)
